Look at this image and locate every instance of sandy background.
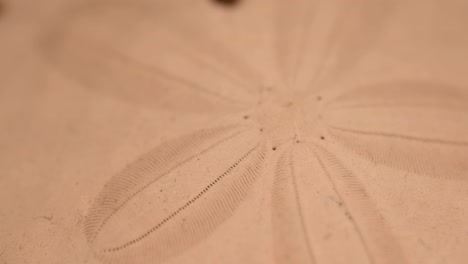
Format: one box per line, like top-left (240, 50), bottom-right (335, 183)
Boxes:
top-left (1, 0), bottom-right (468, 263)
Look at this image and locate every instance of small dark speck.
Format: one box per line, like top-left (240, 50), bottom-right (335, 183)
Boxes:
top-left (320, 136), bottom-right (325, 140)
top-left (212, 0), bottom-right (241, 7)
top-left (35, 215), bottom-right (53, 222)
top-left (272, 147), bottom-right (277, 151)
top-left (316, 96), bottom-right (322, 101)
top-left (243, 115), bottom-right (249, 120)
top-left (259, 128), bottom-right (263, 132)
top-left (344, 212), bottom-right (353, 221)
top-left (296, 140), bottom-right (300, 143)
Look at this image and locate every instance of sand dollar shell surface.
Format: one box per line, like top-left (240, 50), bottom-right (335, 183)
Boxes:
top-left (41, 0), bottom-right (468, 263)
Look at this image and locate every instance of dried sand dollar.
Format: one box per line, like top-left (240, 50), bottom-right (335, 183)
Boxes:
top-left (43, 0), bottom-right (468, 263)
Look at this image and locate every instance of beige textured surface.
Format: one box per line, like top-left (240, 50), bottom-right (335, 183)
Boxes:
top-left (1, 0), bottom-right (468, 263)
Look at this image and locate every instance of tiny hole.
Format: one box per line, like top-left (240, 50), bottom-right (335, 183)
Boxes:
top-left (272, 147), bottom-right (277, 151)
top-left (320, 136), bottom-right (325, 140)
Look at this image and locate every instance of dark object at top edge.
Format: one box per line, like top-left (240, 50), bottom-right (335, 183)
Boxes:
top-left (212, 0), bottom-right (241, 8)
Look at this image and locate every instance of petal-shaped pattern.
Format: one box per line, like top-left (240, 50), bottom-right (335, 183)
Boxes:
top-left (275, 0), bottom-right (394, 92)
top-left (324, 81), bottom-right (468, 179)
top-left (42, 1), bottom-right (272, 111)
top-left (271, 143), bottom-right (405, 263)
top-left (85, 125), bottom-right (267, 263)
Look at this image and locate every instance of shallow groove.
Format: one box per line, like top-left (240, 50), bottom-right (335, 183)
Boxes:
top-left (327, 103), bottom-right (468, 113)
top-left (328, 125), bottom-right (468, 147)
top-left (87, 42), bottom-right (249, 106)
top-left (287, 151), bottom-right (316, 263)
top-left (158, 30), bottom-right (257, 94)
